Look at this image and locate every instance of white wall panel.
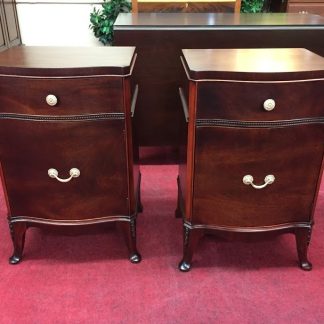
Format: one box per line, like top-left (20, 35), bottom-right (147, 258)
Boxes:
top-left (16, 1), bottom-right (102, 46)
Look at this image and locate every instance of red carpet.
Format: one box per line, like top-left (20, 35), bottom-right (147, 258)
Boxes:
top-left (1, 164), bottom-right (324, 323)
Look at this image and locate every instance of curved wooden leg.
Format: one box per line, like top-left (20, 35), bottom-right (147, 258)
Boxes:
top-left (178, 226), bottom-right (203, 272)
top-left (295, 226), bottom-right (312, 271)
top-left (137, 176), bottom-right (143, 214)
top-left (9, 221), bottom-right (27, 265)
top-left (118, 219), bottom-right (141, 264)
top-left (175, 176), bottom-right (182, 218)
top-left (136, 172), bottom-right (143, 213)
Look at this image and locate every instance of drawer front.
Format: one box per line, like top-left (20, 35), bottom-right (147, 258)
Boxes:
top-left (0, 118), bottom-right (129, 220)
top-left (196, 80), bottom-right (324, 121)
top-left (0, 76), bottom-right (124, 115)
top-left (191, 124), bottom-right (324, 227)
top-left (287, 3), bottom-right (324, 15)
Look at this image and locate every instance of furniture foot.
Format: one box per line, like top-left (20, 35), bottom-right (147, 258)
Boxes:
top-left (118, 219), bottom-right (141, 264)
top-left (178, 260), bottom-right (191, 272)
top-left (295, 226), bottom-right (313, 271)
top-left (9, 255), bottom-right (22, 265)
top-left (300, 261), bottom-right (312, 271)
top-left (179, 225), bottom-right (202, 272)
top-left (129, 252), bottom-right (142, 263)
top-left (8, 221), bottom-right (27, 265)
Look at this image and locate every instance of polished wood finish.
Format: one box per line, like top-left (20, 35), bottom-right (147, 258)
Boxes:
top-left (177, 48), bottom-right (324, 271)
top-left (0, 46), bottom-right (142, 264)
top-left (0, 77), bottom-right (125, 114)
top-left (114, 13), bottom-right (324, 149)
top-left (287, 0), bottom-right (324, 16)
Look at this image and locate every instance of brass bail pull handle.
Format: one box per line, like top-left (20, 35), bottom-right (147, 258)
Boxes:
top-left (48, 168), bottom-right (80, 183)
top-left (243, 174), bottom-right (275, 189)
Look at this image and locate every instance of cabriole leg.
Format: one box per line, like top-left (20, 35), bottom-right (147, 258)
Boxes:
top-left (137, 189), bottom-right (143, 214)
top-left (118, 219), bottom-right (141, 264)
top-left (295, 226), bottom-right (312, 271)
top-left (175, 176), bottom-right (182, 218)
top-left (9, 221), bottom-right (27, 265)
top-left (137, 172), bottom-right (143, 213)
top-left (178, 226), bottom-right (202, 272)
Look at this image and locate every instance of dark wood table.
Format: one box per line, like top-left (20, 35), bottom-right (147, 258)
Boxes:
top-left (114, 13), bottom-right (324, 150)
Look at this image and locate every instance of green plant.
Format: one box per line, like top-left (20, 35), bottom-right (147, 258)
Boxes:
top-left (241, 0), bottom-right (265, 12)
top-left (90, 0), bottom-right (131, 45)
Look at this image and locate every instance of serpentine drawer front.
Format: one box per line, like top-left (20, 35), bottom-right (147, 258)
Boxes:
top-left (0, 46), bottom-right (142, 265)
top-left (0, 76), bottom-right (125, 114)
top-left (196, 80), bottom-right (324, 120)
top-left (177, 48), bottom-right (324, 272)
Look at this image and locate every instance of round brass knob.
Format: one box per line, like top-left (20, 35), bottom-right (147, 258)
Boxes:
top-left (46, 94), bottom-right (58, 107)
top-left (263, 99), bottom-right (275, 111)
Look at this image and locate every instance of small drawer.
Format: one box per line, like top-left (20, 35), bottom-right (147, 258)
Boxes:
top-left (0, 76), bottom-right (124, 115)
top-left (196, 80), bottom-right (324, 121)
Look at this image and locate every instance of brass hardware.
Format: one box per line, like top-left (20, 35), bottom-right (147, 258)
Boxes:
top-left (46, 94), bottom-right (58, 107)
top-left (263, 99), bottom-right (275, 111)
top-left (243, 174), bottom-right (275, 189)
top-left (48, 168), bottom-right (80, 183)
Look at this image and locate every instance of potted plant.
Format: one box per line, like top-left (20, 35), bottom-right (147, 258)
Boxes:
top-left (90, 0), bottom-right (132, 45)
top-left (241, 0), bottom-right (268, 12)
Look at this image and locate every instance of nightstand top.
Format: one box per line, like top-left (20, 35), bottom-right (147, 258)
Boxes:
top-left (181, 48), bottom-right (324, 81)
top-left (0, 46), bottom-right (136, 77)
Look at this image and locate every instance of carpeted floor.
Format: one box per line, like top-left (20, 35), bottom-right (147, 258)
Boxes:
top-left (1, 164), bottom-right (324, 323)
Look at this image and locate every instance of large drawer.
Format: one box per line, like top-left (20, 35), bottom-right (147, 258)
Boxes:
top-left (0, 76), bottom-right (125, 115)
top-left (196, 80), bottom-right (324, 121)
top-left (191, 123), bottom-right (324, 227)
top-left (0, 117), bottom-right (130, 220)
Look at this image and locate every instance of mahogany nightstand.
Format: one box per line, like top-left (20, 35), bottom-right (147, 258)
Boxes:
top-left (177, 48), bottom-right (324, 271)
top-left (0, 46), bottom-right (142, 264)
